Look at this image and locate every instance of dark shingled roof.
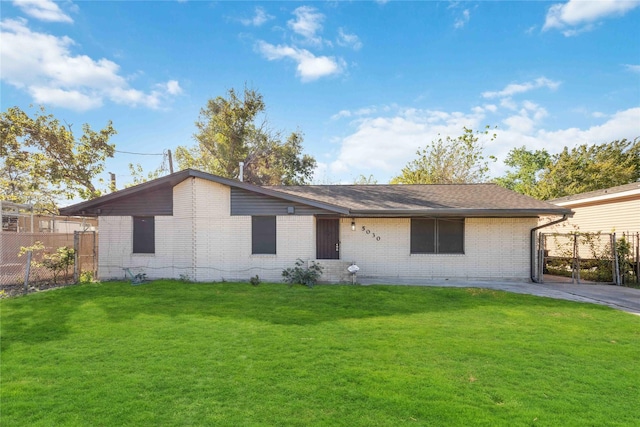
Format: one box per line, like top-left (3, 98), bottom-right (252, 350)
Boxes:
top-left (59, 169), bottom-right (571, 217)
top-left (267, 183), bottom-right (570, 217)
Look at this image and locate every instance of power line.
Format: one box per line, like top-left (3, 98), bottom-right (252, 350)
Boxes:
top-left (114, 150), bottom-right (165, 156)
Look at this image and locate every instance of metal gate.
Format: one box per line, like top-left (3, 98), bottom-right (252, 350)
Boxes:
top-left (535, 232), bottom-right (639, 285)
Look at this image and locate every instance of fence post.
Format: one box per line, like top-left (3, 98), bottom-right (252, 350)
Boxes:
top-left (572, 233), bottom-right (581, 284)
top-left (73, 231), bottom-right (79, 283)
top-left (23, 250), bottom-right (32, 293)
top-left (537, 233), bottom-right (545, 283)
top-left (611, 233), bottom-right (620, 286)
top-left (636, 232), bottom-right (640, 283)
top-left (92, 231), bottom-right (98, 279)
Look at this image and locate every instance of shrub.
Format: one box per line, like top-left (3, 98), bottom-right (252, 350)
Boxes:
top-left (79, 271), bottom-right (96, 283)
top-left (282, 259), bottom-right (323, 288)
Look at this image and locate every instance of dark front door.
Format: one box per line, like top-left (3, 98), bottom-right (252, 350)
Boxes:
top-left (316, 218), bottom-right (340, 259)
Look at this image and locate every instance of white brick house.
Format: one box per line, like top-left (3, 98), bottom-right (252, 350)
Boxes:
top-left (59, 169), bottom-right (571, 283)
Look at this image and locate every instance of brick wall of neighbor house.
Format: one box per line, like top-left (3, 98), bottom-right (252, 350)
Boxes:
top-left (339, 217), bottom-right (536, 282)
top-left (545, 198), bottom-right (640, 234)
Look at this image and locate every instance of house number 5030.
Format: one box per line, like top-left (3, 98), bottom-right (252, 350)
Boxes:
top-left (361, 226), bottom-right (381, 241)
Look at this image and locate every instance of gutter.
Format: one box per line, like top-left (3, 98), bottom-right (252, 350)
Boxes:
top-left (530, 214), bottom-right (570, 283)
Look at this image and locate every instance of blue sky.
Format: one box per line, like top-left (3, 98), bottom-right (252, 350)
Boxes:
top-left (2, 0), bottom-right (639, 191)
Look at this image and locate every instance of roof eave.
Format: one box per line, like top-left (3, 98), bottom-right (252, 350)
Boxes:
top-left (348, 208), bottom-right (574, 217)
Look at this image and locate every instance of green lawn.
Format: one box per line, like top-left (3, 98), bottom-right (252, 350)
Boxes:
top-left (1, 281), bottom-right (639, 426)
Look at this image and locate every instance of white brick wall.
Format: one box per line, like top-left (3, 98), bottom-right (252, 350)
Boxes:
top-left (340, 217), bottom-right (536, 282)
top-left (97, 177), bottom-right (537, 283)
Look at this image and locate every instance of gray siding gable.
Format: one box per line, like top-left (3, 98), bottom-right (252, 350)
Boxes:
top-left (81, 185), bottom-right (173, 216)
top-left (230, 187), bottom-right (337, 216)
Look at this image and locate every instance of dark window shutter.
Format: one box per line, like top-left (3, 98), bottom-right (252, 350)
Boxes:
top-left (411, 218), bottom-right (435, 254)
top-left (252, 216), bottom-right (276, 254)
top-left (133, 216), bottom-right (155, 254)
top-left (438, 218), bottom-right (464, 254)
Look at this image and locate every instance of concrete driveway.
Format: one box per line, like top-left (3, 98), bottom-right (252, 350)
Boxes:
top-left (360, 278), bottom-right (640, 315)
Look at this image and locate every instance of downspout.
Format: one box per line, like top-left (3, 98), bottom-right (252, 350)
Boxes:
top-left (530, 214), bottom-right (569, 282)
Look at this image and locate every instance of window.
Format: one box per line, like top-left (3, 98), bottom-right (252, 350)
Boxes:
top-left (411, 218), bottom-right (464, 254)
top-left (133, 216), bottom-right (155, 254)
top-left (252, 216), bottom-right (276, 254)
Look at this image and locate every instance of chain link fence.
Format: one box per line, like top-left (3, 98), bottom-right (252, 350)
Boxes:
top-left (536, 232), bottom-right (639, 286)
top-left (0, 231), bottom-right (97, 296)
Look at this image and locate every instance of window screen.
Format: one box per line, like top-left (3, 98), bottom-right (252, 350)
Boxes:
top-left (437, 218), bottom-right (464, 254)
top-left (252, 216), bottom-right (276, 254)
top-left (411, 218), bottom-right (435, 253)
top-left (133, 216), bottom-right (155, 254)
top-left (411, 218), bottom-right (464, 254)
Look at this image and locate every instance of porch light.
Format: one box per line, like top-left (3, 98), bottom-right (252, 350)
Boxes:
top-left (351, 220), bottom-right (356, 231)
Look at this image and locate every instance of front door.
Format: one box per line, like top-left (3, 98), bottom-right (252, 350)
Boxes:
top-left (316, 218), bottom-right (340, 259)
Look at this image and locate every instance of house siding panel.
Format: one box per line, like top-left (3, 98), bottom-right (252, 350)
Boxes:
top-left (547, 198), bottom-right (640, 234)
top-left (94, 185), bottom-right (173, 216)
top-left (231, 187), bottom-right (333, 216)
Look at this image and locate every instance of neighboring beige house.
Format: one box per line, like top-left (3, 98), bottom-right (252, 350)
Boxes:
top-left (546, 182), bottom-right (640, 234)
top-left (59, 169), bottom-right (570, 283)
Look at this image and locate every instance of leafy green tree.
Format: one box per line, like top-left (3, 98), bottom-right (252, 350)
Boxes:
top-left (495, 138), bottom-right (640, 200)
top-left (175, 87), bottom-right (316, 185)
top-left (493, 147), bottom-right (551, 198)
top-left (391, 127), bottom-right (496, 184)
top-left (353, 174), bottom-right (378, 185)
top-left (536, 139), bottom-right (639, 199)
top-left (0, 106), bottom-right (116, 212)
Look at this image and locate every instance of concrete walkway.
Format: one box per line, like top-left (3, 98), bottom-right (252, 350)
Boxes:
top-left (359, 278), bottom-right (640, 315)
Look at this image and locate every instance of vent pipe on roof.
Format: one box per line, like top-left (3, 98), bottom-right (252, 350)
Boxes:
top-left (239, 162), bottom-right (244, 182)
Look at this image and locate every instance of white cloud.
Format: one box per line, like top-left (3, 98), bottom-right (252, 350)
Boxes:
top-left (482, 77), bottom-right (561, 99)
top-left (336, 28), bottom-right (362, 50)
top-left (29, 86), bottom-right (102, 110)
top-left (454, 9), bottom-right (470, 29)
top-left (256, 41), bottom-right (344, 82)
top-left (543, 0), bottom-right (640, 35)
top-left (331, 106), bottom-right (378, 121)
top-left (329, 107), bottom-right (486, 176)
top-left (13, 0), bottom-right (73, 23)
top-left (325, 100), bottom-right (640, 182)
top-left (0, 18), bottom-right (181, 111)
top-left (163, 80), bottom-right (183, 95)
top-left (624, 64), bottom-right (640, 73)
top-left (288, 6), bottom-right (325, 45)
top-left (241, 6), bottom-right (273, 27)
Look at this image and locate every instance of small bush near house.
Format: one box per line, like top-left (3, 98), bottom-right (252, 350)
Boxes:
top-left (282, 258), bottom-right (323, 288)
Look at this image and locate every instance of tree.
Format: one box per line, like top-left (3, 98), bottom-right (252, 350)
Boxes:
top-left (495, 138), bottom-right (640, 200)
top-left (536, 139), bottom-right (639, 200)
top-left (353, 174), bottom-right (378, 185)
top-left (493, 147), bottom-right (551, 198)
top-left (391, 126), bottom-right (496, 184)
top-left (0, 106), bottom-right (116, 212)
top-left (175, 87), bottom-right (316, 185)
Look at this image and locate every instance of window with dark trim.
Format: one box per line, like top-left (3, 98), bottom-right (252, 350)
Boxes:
top-left (133, 216), bottom-right (155, 254)
top-left (411, 218), bottom-right (464, 254)
top-left (252, 216), bottom-right (276, 254)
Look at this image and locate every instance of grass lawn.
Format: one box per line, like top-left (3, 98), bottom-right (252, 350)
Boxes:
top-left (1, 281), bottom-right (639, 426)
